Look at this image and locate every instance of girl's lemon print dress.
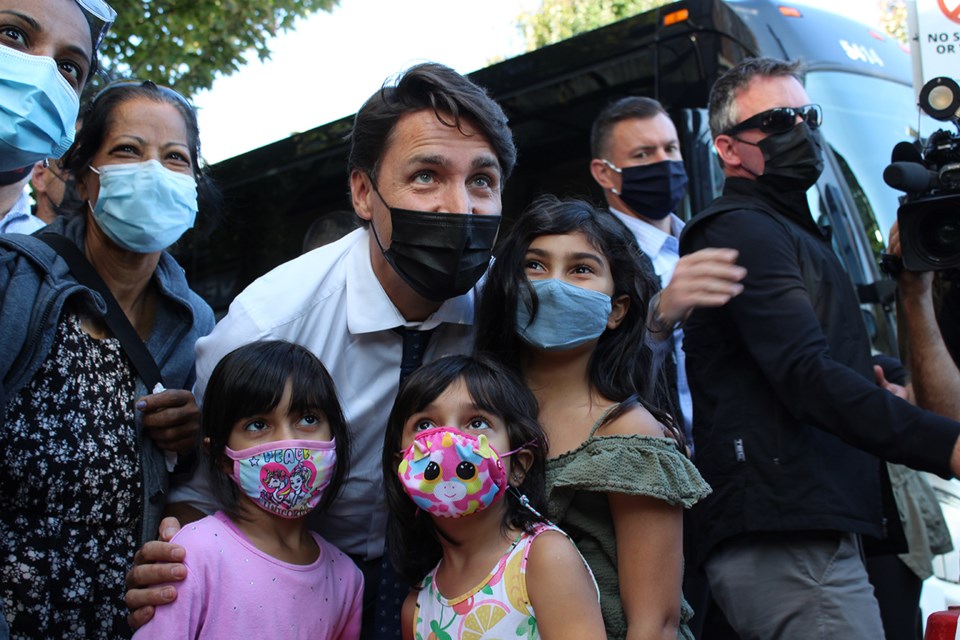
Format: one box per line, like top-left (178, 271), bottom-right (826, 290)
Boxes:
top-left (411, 522), bottom-right (596, 640)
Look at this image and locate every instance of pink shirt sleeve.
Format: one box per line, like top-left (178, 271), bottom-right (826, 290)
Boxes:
top-left (131, 570), bottom-right (204, 639)
top-left (328, 538), bottom-right (364, 640)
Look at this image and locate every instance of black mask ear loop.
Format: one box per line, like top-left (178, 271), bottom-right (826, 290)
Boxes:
top-left (366, 176), bottom-right (393, 255)
top-left (730, 136), bottom-right (764, 180)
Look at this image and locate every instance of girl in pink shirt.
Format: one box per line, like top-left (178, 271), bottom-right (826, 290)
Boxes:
top-left (135, 340), bottom-right (362, 639)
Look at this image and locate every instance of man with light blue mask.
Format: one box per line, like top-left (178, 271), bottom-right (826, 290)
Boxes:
top-left (0, 0), bottom-right (115, 234)
top-left (589, 96), bottom-right (746, 450)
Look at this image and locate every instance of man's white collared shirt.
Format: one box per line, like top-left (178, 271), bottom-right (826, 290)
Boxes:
top-left (0, 189), bottom-right (45, 235)
top-left (180, 228), bottom-right (476, 558)
top-left (610, 208), bottom-right (693, 438)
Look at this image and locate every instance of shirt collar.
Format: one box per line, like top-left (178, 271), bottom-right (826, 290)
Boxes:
top-left (345, 228), bottom-right (477, 334)
top-left (609, 206), bottom-right (684, 256)
top-left (0, 190), bottom-right (43, 234)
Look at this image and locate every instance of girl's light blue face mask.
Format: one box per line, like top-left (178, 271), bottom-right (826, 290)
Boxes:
top-left (89, 160), bottom-right (198, 253)
top-left (0, 46), bottom-right (79, 172)
top-left (516, 278), bottom-right (613, 351)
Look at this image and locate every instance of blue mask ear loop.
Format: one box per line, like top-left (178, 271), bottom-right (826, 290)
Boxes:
top-left (601, 159), bottom-right (624, 195)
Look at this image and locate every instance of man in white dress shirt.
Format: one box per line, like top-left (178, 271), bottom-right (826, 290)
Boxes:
top-left (125, 62), bottom-right (516, 637)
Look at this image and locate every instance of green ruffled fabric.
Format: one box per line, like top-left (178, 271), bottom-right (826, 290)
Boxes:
top-left (546, 434), bottom-right (711, 640)
top-left (547, 434), bottom-right (711, 518)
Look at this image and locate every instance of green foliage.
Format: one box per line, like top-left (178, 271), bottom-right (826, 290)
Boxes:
top-left (96, 0), bottom-right (338, 97)
top-left (518, 0), bottom-right (669, 51)
top-left (877, 0), bottom-right (907, 44)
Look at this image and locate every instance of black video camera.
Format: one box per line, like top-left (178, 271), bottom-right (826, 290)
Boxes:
top-left (883, 77), bottom-right (960, 272)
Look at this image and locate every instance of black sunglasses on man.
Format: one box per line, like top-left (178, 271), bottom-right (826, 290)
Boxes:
top-left (724, 104), bottom-right (822, 136)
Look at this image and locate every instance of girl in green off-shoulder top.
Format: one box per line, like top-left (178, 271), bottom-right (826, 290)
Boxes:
top-left (476, 195), bottom-right (712, 640)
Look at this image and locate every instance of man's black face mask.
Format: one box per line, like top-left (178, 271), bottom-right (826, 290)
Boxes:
top-left (735, 122), bottom-right (824, 192)
top-left (370, 187), bottom-right (501, 302)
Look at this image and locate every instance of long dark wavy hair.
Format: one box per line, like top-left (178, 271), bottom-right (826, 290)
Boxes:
top-left (382, 355), bottom-right (549, 585)
top-left (475, 194), bottom-right (681, 437)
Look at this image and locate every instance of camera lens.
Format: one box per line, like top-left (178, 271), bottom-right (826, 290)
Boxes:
top-left (918, 209), bottom-right (960, 264)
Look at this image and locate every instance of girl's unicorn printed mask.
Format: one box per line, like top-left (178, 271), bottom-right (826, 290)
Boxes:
top-left (225, 439), bottom-right (336, 519)
top-left (397, 427), bottom-right (511, 518)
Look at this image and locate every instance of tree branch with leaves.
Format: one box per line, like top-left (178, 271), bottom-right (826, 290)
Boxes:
top-left (95, 0), bottom-right (338, 98)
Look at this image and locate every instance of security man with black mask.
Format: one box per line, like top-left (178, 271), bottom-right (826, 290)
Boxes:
top-left (679, 56), bottom-right (960, 639)
top-left (589, 96), bottom-right (746, 450)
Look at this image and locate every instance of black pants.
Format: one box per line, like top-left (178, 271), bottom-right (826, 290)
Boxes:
top-left (349, 554), bottom-right (382, 640)
top-left (866, 554), bottom-right (923, 640)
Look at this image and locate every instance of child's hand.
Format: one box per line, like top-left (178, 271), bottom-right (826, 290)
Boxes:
top-left (136, 389), bottom-right (201, 455)
top-left (125, 517), bottom-right (185, 631)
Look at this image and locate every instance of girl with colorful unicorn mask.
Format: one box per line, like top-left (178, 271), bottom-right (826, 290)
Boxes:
top-left (134, 341), bottom-right (363, 639)
top-left (384, 355), bottom-right (605, 640)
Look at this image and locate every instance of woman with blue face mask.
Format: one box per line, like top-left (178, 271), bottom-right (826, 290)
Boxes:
top-left (476, 195), bottom-right (711, 640)
top-left (0, 80), bottom-right (217, 637)
top-left (0, 0), bottom-right (114, 234)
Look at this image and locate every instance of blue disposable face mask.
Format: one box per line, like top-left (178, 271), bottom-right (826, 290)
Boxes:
top-left (89, 160), bottom-right (198, 253)
top-left (0, 45), bottom-right (80, 172)
top-left (516, 278), bottom-right (613, 351)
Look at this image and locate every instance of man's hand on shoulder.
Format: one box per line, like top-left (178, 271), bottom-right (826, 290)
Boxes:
top-left (125, 517), bottom-right (186, 631)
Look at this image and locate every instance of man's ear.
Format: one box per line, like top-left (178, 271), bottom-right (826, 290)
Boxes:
top-left (590, 158), bottom-right (618, 191)
top-left (509, 449), bottom-right (534, 487)
top-left (607, 294), bottom-right (630, 330)
top-left (714, 135), bottom-right (741, 168)
top-left (350, 169), bottom-right (374, 222)
top-left (30, 161), bottom-right (51, 192)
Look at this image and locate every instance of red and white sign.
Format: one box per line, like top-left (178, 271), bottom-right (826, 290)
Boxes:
top-left (937, 0), bottom-right (960, 26)
top-left (908, 0), bottom-right (960, 96)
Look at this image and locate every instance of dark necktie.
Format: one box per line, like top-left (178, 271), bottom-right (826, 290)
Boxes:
top-left (397, 326), bottom-right (435, 383)
top-left (370, 327), bottom-right (435, 638)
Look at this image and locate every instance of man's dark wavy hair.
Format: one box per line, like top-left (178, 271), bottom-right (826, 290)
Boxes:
top-left (348, 62), bottom-right (516, 192)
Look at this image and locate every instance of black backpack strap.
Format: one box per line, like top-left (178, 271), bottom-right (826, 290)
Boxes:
top-left (38, 234), bottom-right (163, 390)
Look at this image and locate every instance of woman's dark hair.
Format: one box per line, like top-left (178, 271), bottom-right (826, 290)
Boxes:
top-left (382, 355), bottom-right (548, 585)
top-left (60, 80), bottom-right (222, 221)
top-left (202, 340), bottom-right (350, 518)
top-left (476, 195), bottom-right (679, 432)
top-left (348, 62), bottom-right (516, 192)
